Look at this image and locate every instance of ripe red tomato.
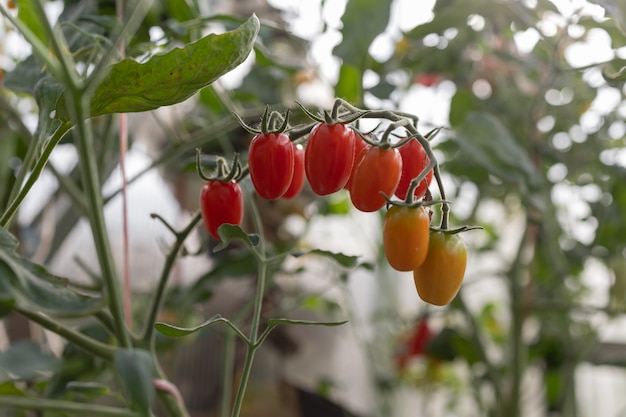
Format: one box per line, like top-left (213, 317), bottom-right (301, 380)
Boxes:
top-left (349, 146), bottom-right (402, 212)
top-left (283, 143), bottom-right (305, 199)
top-left (383, 205), bottom-right (430, 271)
top-left (200, 180), bottom-right (244, 240)
top-left (305, 123), bottom-right (356, 195)
top-left (344, 136), bottom-right (369, 190)
top-left (413, 232), bottom-right (467, 306)
top-left (248, 133), bottom-right (294, 199)
top-left (395, 138), bottom-right (433, 201)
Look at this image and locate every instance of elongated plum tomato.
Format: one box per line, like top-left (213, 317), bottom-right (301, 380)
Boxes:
top-left (200, 180), bottom-right (244, 240)
top-left (383, 205), bottom-right (430, 271)
top-left (349, 146), bottom-right (402, 212)
top-left (305, 123), bottom-right (356, 195)
top-left (248, 132), bottom-right (294, 199)
top-left (413, 232), bottom-right (467, 306)
top-left (283, 143), bottom-right (305, 199)
top-left (395, 138), bottom-right (433, 201)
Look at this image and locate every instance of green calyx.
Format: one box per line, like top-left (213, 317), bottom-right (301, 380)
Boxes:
top-left (196, 149), bottom-right (242, 182)
top-left (234, 105), bottom-right (291, 135)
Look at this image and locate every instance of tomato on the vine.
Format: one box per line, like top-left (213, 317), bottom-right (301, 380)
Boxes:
top-left (283, 143), bottom-right (305, 199)
top-left (305, 123), bottom-right (356, 195)
top-left (395, 138), bottom-right (433, 201)
top-left (248, 132), bottom-right (294, 199)
top-left (200, 180), bottom-right (244, 240)
top-left (349, 146), bottom-right (402, 212)
top-left (413, 231), bottom-right (467, 306)
top-left (383, 205), bottom-right (430, 271)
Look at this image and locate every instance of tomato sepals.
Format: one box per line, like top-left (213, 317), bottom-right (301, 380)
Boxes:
top-left (234, 105), bottom-right (292, 135)
top-left (196, 149), bottom-right (242, 182)
top-left (384, 195), bottom-right (449, 210)
top-left (429, 225), bottom-right (484, 235)
top-left (295, 99), bottom-right (367, 126)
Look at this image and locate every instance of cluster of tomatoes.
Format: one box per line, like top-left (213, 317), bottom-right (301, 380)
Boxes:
top-left (199, 102), bottom-right (472, 306)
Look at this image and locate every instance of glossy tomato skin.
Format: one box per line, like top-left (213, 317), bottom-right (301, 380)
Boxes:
top-left (413, 232), bottom-right (467, 306)
top-left (395, 138), bottom-right (433, 201)
top-left (248, 133), bottom-right (294, 199)
top-left (200, 180), bottom-right (244, 240)
top-left (283, 143), bottom-right (305, 199)
top-left (383, 206), bottom-right (430, 271)
top-left (349, 146), bottom-right (402, 212)
top-left (344, 136), bottom-right (369, 190)
top-left (305, 123), bottom-right (356, 195)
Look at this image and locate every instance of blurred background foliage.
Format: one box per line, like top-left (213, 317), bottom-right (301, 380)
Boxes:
top-left (2, 0), bottom-right (626, 416)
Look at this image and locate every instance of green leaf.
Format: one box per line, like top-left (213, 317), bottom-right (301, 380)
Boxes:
top-left (0, 340), bottom-right (60, 382)
top-left (155, 314), bottom-right (224, 338)
top-left (113, 349), bottom-right (154, 417)
top-left (34, 77), bottom-right (64, 142)
top-left (213, 224), bottom-right (260, 252)
top-left (56, 15), bottom-right (260, 120)
top-left (335, 64), bottom-right (363, 105)
top-left (154, 314), bottom-right (247, 340)
top-left (16, 0), bottom-right (48, 46)
top-left (266, 318), bottom-right (348, 330)
top-left (453, 111), bottom-right (542, 190)
top-left (449, 90), bottom-right (479, 127)
top-left (333, 0), bottom-right (391, 69)
top-left (0, 228), bottom-right (103, 317)
top-left (291, 249), bottom-right (359, 268)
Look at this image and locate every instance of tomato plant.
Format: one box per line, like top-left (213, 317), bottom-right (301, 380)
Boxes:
top-left (395, 138), bottom-right (433, 201)
top-left (283, 143), bottom-right (305, 199)
top-left (200, 180), bottom-right (244, 240)
top-left (413, 231), bottom-right (467, 306)
top-left (305, 123), bottom-right (356, 195)
top-left (248, 132), bottom-right (294, 199)
top-left (383, 205), bottom-right (430, 271)
top-left (349, 146), bottom-right (402, 212)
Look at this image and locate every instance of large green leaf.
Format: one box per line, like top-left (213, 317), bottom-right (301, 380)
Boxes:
top-left (56, 15), bottom-right (260, 120)
top-left (333, 0), bottom-right (391, 69)
top-left (113, 349), bottom-right (154, 417)
top-left (0, 228), bottom-right (103, 317)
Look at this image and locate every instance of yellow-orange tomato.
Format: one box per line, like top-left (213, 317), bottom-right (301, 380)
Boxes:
top-left (413, 231), bottom-right (467, 306)
top-left (383, 205), bottom-right (430, 271)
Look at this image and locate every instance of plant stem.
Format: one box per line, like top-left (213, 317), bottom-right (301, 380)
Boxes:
top-left (0, 122), bottom-right (72, 228)
top-left (16, 308), bottom-right (115, 361)
top-left (220, 331), bottom-right (237, 417)
top-left (0, 396), bottom-right (142, 417)
top-left (230, 260), bottom-right (267, 417)
top-left (508, 225), bottom-right (530, 417)
top-left (141, 212), bottom-right (203, 345)
top-left (229, 192), bottom-right (268, 417)
top-left (68, 91), bottom-right (131, 348)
